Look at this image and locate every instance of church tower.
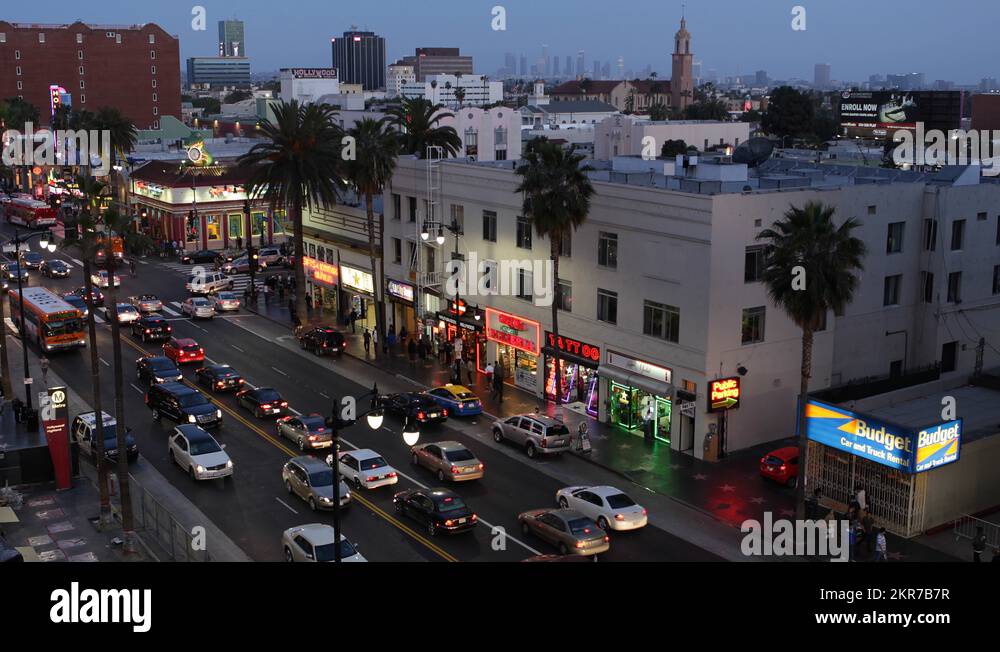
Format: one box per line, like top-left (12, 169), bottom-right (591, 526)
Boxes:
top-left (671, 16), bottom-right (694, 111)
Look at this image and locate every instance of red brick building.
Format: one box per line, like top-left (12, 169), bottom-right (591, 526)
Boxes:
top-left (0, 21), bottom-right (180, 129)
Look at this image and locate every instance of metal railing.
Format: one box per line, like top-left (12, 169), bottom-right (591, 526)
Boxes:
top-left (953, 514), bottom-right (1000, 549)
top-left (130, 476), bottom-right (208, 562)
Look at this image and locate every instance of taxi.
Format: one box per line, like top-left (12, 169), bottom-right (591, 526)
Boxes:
top-left (425, 384), bottom-right (483, 417)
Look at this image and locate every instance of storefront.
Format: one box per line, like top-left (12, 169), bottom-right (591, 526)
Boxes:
top-left (303, 255), bottom-right (339, 318)
top-left (436, 308), bottom-right (485, 369)
top-left (598, 351), bottom-right (674, 443)
top-left (386, 279), bottom-right (417, 335)
top-left (484, 308), bottom-right (540, 393)
top-left (542, 331), bottom-right (600, 415)
top-left (339, 263), bottom-right (377, 327)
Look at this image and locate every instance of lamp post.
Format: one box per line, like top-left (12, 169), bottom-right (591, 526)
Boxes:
top-left (243, 200), bottom-right (258, 302)
top-left (422, 216), bottom-right (464, 343)
top-left (325, 383), bottom-right (419, 562)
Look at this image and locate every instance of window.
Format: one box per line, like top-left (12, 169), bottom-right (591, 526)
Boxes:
top-left (977, 211), bottom-right (987, 221)
top-left (15, 50), bottom-right (20, 60)
top-left (450, 204), bottom-right (464, 232)
top-left (407, 242), bottom-right (416, 267)
top-left (391, 193), bottom-right (400, 220)
top-left (517, 268), bottom-right (533, 301)
top-left (947, 271), bottom-right (962, 303)
top-left (883, 275), bottom-right (901, 306)
top-left (921, 271), bottom-right (934, 303)
top-left (116, 34), bottom-right (121, 44)
top-left (78, 50), bottom-right (83, 60)
top-left (464, 128), bottom-right (478, 155)
top-left (516, 216), bottom-right (532, 249)
top-left (556, 279), bottom-right (572, 312)
top-left (741, 307), bottom-right (766, 344)
top-left (227, 214), bottom-right (243, 239)
top-left (153, 107), bottom-right (158, 116)
top-left (16, 81), bottom-right (21, 90)
top-left (923, 219), bottom-right (938, 251)
top-left (392, 238), bottom-right (402, 264)
top-left (79, 80), bottom-right (85, 89)
top-left (643, 300), bottom-right (680, 343)
top-left (152, 93), bottom-right (157, 102)
top-left (0, 33), bottom-right (6, 43)
top-left (867, 205), bottom-right (877, 215)
top-left (994, 265), bottom-right (1000, 296)
top-left (744, 245), bottom-right (766, 282)
top-left (205, 215), bottom-right (220, 240)
top-left (482, 210), bottom-right (497, 242)
top-left (598, 231), bottom-right (618, 268)
top-left (597, 289), bottom-right (618, 324)
top-left (408, 196), bottom-right (417, 222)
top-left (951, 219), bottom-right (965, 250)
top-left (886, 222), bottom-right (904, 254)
top-left (941, 341), bottom-right (958, 373)
top-left (76, 33), bottom-right (82, 44)
top-left (559, 230), bottom-right (572, 257)
top-left (80, 95), bottom-right (86, 104)
top-left (151, 50), bottom-right (156, 59)
top-left (149, 34), bottom-right (155, 44)
top-left (426, 247), bottom-right (435, 273)
top-left (15, 67), bottom-right (20, 76)
top-left (150, 65), bottom-right (156, 75)
top-left (152, 79), bottom-right (157, 88)
top-left (39, 33), bottom-right (45, 43)
top-left (495, 148), bottom-right (507, 161)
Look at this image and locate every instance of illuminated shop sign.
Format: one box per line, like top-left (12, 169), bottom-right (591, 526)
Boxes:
top-left (606, 351), bottom-right (672, 385)
top-left (303, 256), bottom-right (338, 289)
top-left (387, 279), bottom-right (414, 303)
top-left (913, 420), bottom-right (962, 473)
top-left (544, 331), bottom-right (600, 364)
top-left (708, 377), bottom-right (741, 412)
top-left (340, 264), bottom-right (374, 294)
top-left (485, 308), bottom-right (539, 355)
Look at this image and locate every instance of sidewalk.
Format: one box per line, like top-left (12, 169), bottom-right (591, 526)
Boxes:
top-left (244, 299), bottom-right (960, 561)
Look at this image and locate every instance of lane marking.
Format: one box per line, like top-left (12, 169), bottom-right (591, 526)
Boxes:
top-left (271, 366), bottom-right (287, 376)
top-left (160, 306), bottom-right (180, 317)
top-left (170, 301), bottom-right (183, 309)
top-left (275, 497), bottom-right (298, 515)
top-left (71, 258), bottom-right (84, 267)
top-left (129, 383), bottom-right (144, 394)
top-left (99, 358), bottom-right (110, 367)
top-left (231, 345), bottom-right (245, 353)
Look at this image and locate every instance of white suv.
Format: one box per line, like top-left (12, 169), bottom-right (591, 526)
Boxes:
top-left (185, 270), bottom-right (233, 295)
top-left (168, 424), bottom-right (233, 481)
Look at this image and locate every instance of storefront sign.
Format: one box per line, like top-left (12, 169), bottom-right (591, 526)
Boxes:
top-left (303, 256), bottom-right (339, 289)
top-left (40, 386), bottom-right (71, 490)
top-left (387, 279), bottom-right (414, 303)
top-left (708, 377), bottom-right (741, 412)
top-left (485, 308), bottom-right (539, 355)
top-left (805, 399), bottom-right (962, 474)
top-left (606, 351), bottom-right (672, 385)
top-left (544, 331), bottom-right (600, 364)
top-left (340, 264), bottom-right (374, 294)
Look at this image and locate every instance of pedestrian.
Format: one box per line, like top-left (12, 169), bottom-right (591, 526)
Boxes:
top-left (861, 510), bottom-right (875, 560)
top-left (418, 337), bottom-right (428, 362)
top-left (372, 328), bottom-right (379, 353)
top-left (260, 283), bottom-right (269, 304)
top-left (350, 310), bottom-right (357, 334)
top-left (641, 398), bottom-right (656, 443)
top-left (806, 487), bottom-right (822, 520)
top-left (875, 527), bottom-right (888, 562)
top-left (432, 336), bottom-right (440, 361)
top-left (466, 357), bottom-right (475, 385)
top-left (39, 355), bottom-right (50, 386)
top-left (452, 358), bottom-right (463, 385)
top-left (848, 519), bottom-right (858, 562)
top-left (494, 361), bottom-right (505, 402)
top-left (485, 361), bottom-right (494, 387)
top-left (305, 294), bottom-right (313, 316)
top-left (973, 526), bottom-right (987, 562)
top-left (408, 337), bottom-right (417, 364)
top-left (387, 329), bottom-right (397, 355)
top-left (453, 336), bottom-right (463, 362)
top-left (399, 325), bottom-right (408, 343)
top-left (363, 329), bottom-right (371, 355)
top-left (287, 297), bottom-right (295, 317)
top-left (129, 258), bottom-right (136, 277)
top-left (444, 340), bottom-right (453, 365)
top-left (852, 484), bottom-right (866, 512)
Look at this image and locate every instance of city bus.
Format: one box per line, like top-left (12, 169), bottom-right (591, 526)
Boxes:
top-left (8, 286), bottom-right (86, 352)
top-left (4, 197), bottom-right (58, 229)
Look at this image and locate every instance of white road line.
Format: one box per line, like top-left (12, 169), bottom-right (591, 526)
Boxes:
top-left (231, 345), bottom-right (244, 353)
top-left (99, 358), bottom-right (110, 367)
top-left (319, 391), bottom-right (330, 399)
top-left (71, 258), bottom-right (84, 267)
top-left (170, 301), bottom-right (183, 309)
top-left (275, 497), bottom-right (298, 515)
top-left (271, 366), bottom-right (287, 376)
top-left (135, 258), bottom-right (148, 265)
top-left (130, 383), bottom-right (144, 394)
top-left (93, 314), bottom-right (104, 324)
top-left (189, 323), bottom-right (207, 333)
top-left (160, 306), bottom-right (180, 317)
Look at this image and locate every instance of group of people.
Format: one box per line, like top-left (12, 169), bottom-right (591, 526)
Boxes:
top-left (807, 485), bottom-right (888, 562)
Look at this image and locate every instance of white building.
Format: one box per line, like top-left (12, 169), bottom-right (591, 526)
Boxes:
top-left (387, 63), bottom-right (416, 98)
top-left (400, 74), bottom-right (503, 108)
top-left (280, 68), bottom-right (340, 105)
top-left (436, 107), bottom-right (521, 162)
top-left (519, 100), bottom-right (619, 131)
top-left (594, 114), bottom-right (750, 159)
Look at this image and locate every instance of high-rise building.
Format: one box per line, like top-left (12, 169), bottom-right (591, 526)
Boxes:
top-left (552, 56), bottom-right (560, 77)
top-left (187, 57), bottom-right (251, 88)
top-left (601, 61), bottom-right (611, 79)
top-left (671, 16), bottom-right (694, 110)
top-left (0, 21), bottom-right (180, 128)
top-left (519, 54), bottom-right (528, 77)
top-left (755, 70), bottom-right (768, 86)
top-left (331, 29), bottom-right (386, 90)
top-left (218, 19), bottom-right (245, 57)
top-left (541, 44), bottom-right (549, 77)
top-left (504, 52), bottom-right (516, 77)
top-left (565, 56), bottom-right (573, 78)
top-left (617, 56), bottom-right (625, 79)
top-left (592, 61), bottom-right (601, 79)
top-left (401, 47), bottom-right (473, 82)
top-left (577, 51), bottom-right (585, 77)
top-left (814, 63), bottom-right (831, 89)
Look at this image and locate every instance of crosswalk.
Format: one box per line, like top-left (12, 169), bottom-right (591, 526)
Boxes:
top-left (156, 260), bottom-right (263, 292)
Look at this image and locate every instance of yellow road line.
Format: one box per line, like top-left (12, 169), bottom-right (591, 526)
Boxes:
top-left (122, 335), bottom-right (458, 562)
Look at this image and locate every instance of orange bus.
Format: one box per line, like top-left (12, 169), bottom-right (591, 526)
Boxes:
top-left (8, 286), bottom-right (86, 352)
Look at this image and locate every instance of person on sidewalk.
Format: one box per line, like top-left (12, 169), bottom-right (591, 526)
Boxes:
top-left (641, 398), bottom-right (656, 443)
top-left (466, 357), bottom-right (475, 386)
top-left (408, 338), bottom-right (417, 365)
top-left (432, 336), bottom-right (440, 361)
top-left (350, 310), bottom-right (357, 334)
top-left (39, 356), bottom-right (50, 386)
top-left (494, 361), bottom-right (505, 402)
top-left (399, 325), bottom-right (408, 343)
top-left (485, 361), bottom-right (494, 388)
top-left (287, 297), bottom-right (295, 318)
top-left (874, 528), bottom-right (888, 562)
top-left (372, 328), bottom-right (379, 353)
top-left (387, 329), bottom-right (397, 355)
top-left (305, 294), bottom-right (313, 317)
top-left (973, 526), bottom-right (987, 562)
top-left (418, 337), bottom-right (428, 362)
top-left (363, 329), bottom-right (371, 355)
top-left (852, 484), bottom-right (866, 512)
top-left (861, 510), bottom-right (875, 560)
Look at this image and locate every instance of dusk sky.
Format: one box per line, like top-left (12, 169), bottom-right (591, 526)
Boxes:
top-left (6, 0), bottom-right (998, 83)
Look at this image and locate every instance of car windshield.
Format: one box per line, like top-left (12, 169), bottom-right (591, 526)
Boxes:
top-left (144, 319), bottom-right (165, 327)
top-left (140, 295), bottom-right (157, 301)
top-left (192, 299), bottom-right (209, 306)
top-left (359, 456), bottom-right (388, 470)
top-left (49, 261), bottom-right (67, 268)
top-left (178, 393), bottom-right (209, 408)
top-left (182, 344), bottom-right (200, 353)
top-left (444, 449), bottom-right (475, 462)
top-left (257, 389), bottom-right (281, 402)
top-left (764, 456), bottom-right (784, 466)
top-left (313, 540), bottom-right (357, 562)
top-left (434, 496), bottom-right (468, 513)
top-left (308, 470), bottom-right (334, 487)
top-left (189, 439), bottom-right (222, 455)
top-left (605, 493), bottom-right (636, 509)
top-left (44, 319), bottom-right (83, 336)
top-left (149, 359), bottom-right (176, 372)
top-left (567, 518), bottom-right (599, 536)
top-left (301, 416), bottom-right (326, 432)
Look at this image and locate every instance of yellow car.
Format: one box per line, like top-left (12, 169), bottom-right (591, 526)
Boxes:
top-left (425, 385), bottom-right (483, 416)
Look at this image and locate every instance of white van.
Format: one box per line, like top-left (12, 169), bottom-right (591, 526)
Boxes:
top-left (186, 271), bottom-right (234, 295)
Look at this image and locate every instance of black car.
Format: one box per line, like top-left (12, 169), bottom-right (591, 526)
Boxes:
top-left (40, 259), bottom-right (71, 278)
top-left (19, 252), bottom-right (43, 269)
top-left (380, 392), bottom-right (449, 424)
top-left (236, 386), bottom-right (288, 418)
top-left (181, 249), bottom-right (218, 265)
top-left (195, 364), bottom-right (245, 393)
top-left (393, 488), bottom-right (478, 537)
top-left (298, 326), bottom-right (347, 356)
top-left (70, 286), bottom-right (104, 307)
top-left (1, 262), bottom-right (28, 282)
top-left (61, 293), bottom-right (89, 317)
top-left (136, 355), bottom-right (183, 385)
top-left (132, 315), bottom-right (172, 342)
top-left (146, 382), bottom-right (222, 429)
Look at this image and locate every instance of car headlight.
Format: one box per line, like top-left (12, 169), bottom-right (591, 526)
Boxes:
top-left (216, 409), bottom-right (222, 418)
top-left (188, 415), bottom-right (196, 423)
top-left (225, 460), bottom-right (233, 468)
top-left (196, 465), bottom-right (205, 473)
top-left (319, 496), bottom-right (332, 503)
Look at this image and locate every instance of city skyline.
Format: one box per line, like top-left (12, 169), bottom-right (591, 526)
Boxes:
top-left (3, 0), bottom-right (998, 84)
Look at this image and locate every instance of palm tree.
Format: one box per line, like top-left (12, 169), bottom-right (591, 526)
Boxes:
top-left (238, 100), bottom-right (345, 325)
top-left (60, 175), bottom-right (113, 529)
top-left (93, 107), bottom-right (138, 210)
top-left (453, 87), bottom-right (466, 108)
top-left (384, 97), bottom-right (461, 159)
top-left (515, 141), bottom-right (595, 406)
top-left (757, 201), bottom-right (866, 515)
top-left (1, 97), bottom-right (40, 128)
top-left (343, 118), bottom-right (400, 360)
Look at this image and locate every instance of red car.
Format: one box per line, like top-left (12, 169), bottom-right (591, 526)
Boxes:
top-left (760, 446), bottom-right (799, 487)
top-left (163, 337), bottom-right (205, 365)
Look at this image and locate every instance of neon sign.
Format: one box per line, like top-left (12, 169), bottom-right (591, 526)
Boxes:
top-left (708, 377), bottom-right (741, 412)
top-left (485, 308), bottom-right (539, 355)
top-left (303, 256), bottom-right (339, 288)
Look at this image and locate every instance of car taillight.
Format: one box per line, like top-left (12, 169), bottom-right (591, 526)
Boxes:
top-left (444, 519), bottom-right (454, 527)
top-left (540, 438), bottom-right (548, 448)
top-left (575, 541), bottom-right (585, 549)
top-left (199, 348), bottom-right (204, 353)
top-left (366, 476), bottom-right (376, 482)
top-left (760, 457), bottom-right (767, 465)
top-left (450, 465), bottom-right (458, 475)
top-left (478, 463), bottom-right (484, 471)
top-left (604, 535), bottom-right (610, 542)
top-left (417, 411), bottom-right (426, 420)
top-left (216, 381), bottom-right (224, 388)
top-left (615, 514), bottom-right (625, 521)
top-left (145, 329), bottom-right (151, 334)
top-left (442, 408), bottom-right (448, 416)
top-left (388, 472), bottom-right (397, 478)
top-left (260, 404), bottom-right (270, 409)
top-left (167, 326), bottom-right (172, 331)
top-left (779, 464), bottom-right (787, 471)
top-left (309, 435), bottom-right (318, 441)
top-left (238, 379), bottom-right (244, 384)
top-left (471, 514), bottom-right (477, 522)
top-left (280, 401), bottom-right (288, 406)
top-left (642, 508), bottom-right (648, 516)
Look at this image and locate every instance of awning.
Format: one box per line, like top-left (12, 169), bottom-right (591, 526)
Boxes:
top-left (598, 364), bottom-right (673, 398)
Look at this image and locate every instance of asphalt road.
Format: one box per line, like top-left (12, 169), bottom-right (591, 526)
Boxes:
top-left (3, 225), bottom-right (722, 562)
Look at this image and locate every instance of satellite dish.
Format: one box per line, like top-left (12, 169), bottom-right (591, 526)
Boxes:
top-left (732, 137), bottom-right (775, 167)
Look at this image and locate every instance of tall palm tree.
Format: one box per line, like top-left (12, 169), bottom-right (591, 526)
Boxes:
top-left (343, 118), bottom-right (400, 360)
top-left (60, 175), bottom-right (113, 528)
top-left (238, 100), bottom-right (345, 325)
top-left (385, 97), bottom-right (461, 159)
top-left (515, 141), bottom-right (595, 406)
top-left (93, 107), bottom-right (138, 210)
top-left (757, 201), bottom-right (866, 515)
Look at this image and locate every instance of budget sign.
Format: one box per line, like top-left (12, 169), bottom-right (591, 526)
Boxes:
top-left (913, 419), bottom-right (962, 473)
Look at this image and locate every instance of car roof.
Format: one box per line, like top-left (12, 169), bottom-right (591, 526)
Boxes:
top-left (517, 413), bottom-right (563, 427)
top-left (437, 384), bottom-right (472, 394)
top-left (175, 424), bottom-right (213, 441)
top-left (140, 315), bottom-right (165, 321)
top-left (157, 381), bottom-right (196, 395)
top-left (76, 411), bottom-right (115, 427)
top-left (174, 338), bottom-right (197, 346)
top-left (551, 508), bottom-right (587, 520)
top-left (434, 441), bottom-right (467, 452)
top-left (351, 448), bottom-right (383, 461)
top-left (292, 523), bottom-right (344, 545)
top-left (290, 456), bottom-right (330, 472)
top-left (586, 486), bottom-right (626, 497)
top-left (427, 488), bottom-right (460, 500)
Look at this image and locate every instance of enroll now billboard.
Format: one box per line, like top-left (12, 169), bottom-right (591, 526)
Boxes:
top-left (804, 399), bottom-right (961, 474)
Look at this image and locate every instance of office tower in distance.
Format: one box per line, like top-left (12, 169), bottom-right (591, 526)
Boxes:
top-left (332, 28), bottom-right (386, 90)
top-left (755, 70), bottom-right (768, 86)
top-left (577, 51), bottom-right (585, 77)
top-left (218, 19), bottom-right (245, 57)
top-left (814, 63), bottom-right (831, 89)
top-left (519, 54), bottom-right (528, 76)
top-left (565, 56), bottom-right (573, 78)
top-left (592, 60), bottom-right (601, 79)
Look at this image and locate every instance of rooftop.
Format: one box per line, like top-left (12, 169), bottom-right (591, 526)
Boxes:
top-left (861, 385), bottom-right (1000, 444)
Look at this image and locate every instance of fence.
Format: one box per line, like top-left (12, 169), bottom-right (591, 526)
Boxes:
top-left (953, 513), bottom-right (1000, 550)
top-left (129, 475), bottom-right (208, 562)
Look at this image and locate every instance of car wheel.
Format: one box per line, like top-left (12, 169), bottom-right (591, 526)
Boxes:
top-left (284, 547), bottom-right (294, 562)
top-left (151, 408), bottom-right (160, 421)
top-left (559, 542), bottom-right (570, 556)
top-left (394, 500), bottom-right (403, 514)
top-left (427, 522), bottom-right (436, 537)
top-left (558, 497), bottom-right (569, 508)
top-left (597, 516), bottom-right (611, 531)
top-left (411, 453), bottom-right (419, 466)
top-left (437, 469), bottom-right (446, 482)
top-left (493, 428), bottom-right (503, 443)
top-left (308, 497), bottom-right (317, 512)
top-left (255, 407), bottom-right (262, 419)
top-left (787, 476), bottom-right (798, 489)
top-left (526, 442), bottom-right (537, 459)
top-left (285, 480), bottom-right (293, 495)
top-left (521, 522), bottom-right (531, 536)
top-left (354, 477), bottom-right (363, 491)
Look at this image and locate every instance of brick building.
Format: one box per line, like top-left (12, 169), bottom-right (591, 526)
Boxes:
top-left (0, 21), bottom-right (180, 129)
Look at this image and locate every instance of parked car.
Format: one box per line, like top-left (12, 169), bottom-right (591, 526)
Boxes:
top-left (181, 249), bottom-right (219, 265)
top-left (276, 414), bottom-right (332, 451)
top-left (40, 259), bottom-right (71, 278)
top-left (409, 441), bottom-right (484, 482)
top-left (281, 524), bottom-right (365, 562)
top-left (518, 508), bottom-right (610, 557)
top-left (162, 337), bottom-right (204, 364)
top-left (282, 456), bottom-right (351, 512)
top-left (131, 315), bottom-right (172, 342)
top-left (168, 424), bottom-right (232, 481)
top-left (210, 291), bottom-right (241, 312)
top-left (492, 413), bottom-right (573, 458)
top-left (297, 326), bottom-right (347, 356)
top-left (181, 297), bottom-right (215, 320)
top-left (135, 355), bottom-right (183, 385)
top-left (393, 488), bottom-right (477, 537)
top-left (760, 446), bottom-right (799, 488)
top-left (425, 385), bottom-right (482, 417)
top-left (71, 411), bottom-right (139, 464)
top-left (146, 381), bottom-right (223, 429)
top-left (104, 303), bottom-right (140, 324)
top-left (128, 294), bottom-right (162, 313)
top-left (61, 293), bottom-right (89, 317)
top-left (380, 392), bottom-right (448, 424)
top-left (555, 485), bottom-right (648, 532)
top-left (90, 270), bottom-right (120, 288)
top-left (70, 286), bottom-right (104, 307)
top-left (195, 364), bottom-right (245, 393)
top-left (336, 449), bottom-right (398, 490)
top-left (236, 386), bottom-right (288, 418)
